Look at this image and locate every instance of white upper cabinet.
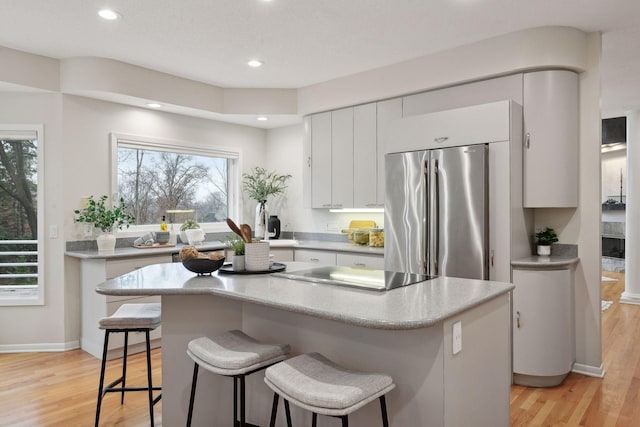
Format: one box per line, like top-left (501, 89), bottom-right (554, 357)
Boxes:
top-left (376, 98), bottom-right (403, 206)
top-left (523, 70), bottom-right (578, 208)
top-left (331, 108), bottom-right (354, 209)
top-left (385, 101), bottom-right (511, 154)
top-left (353, 103), bottom-right (378, 207)
top-left (302, 116), bottom-right (312, 208)
top-left (311, 112), bottom-right (332, 208)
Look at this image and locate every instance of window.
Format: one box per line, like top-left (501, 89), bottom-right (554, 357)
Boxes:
top-left (0, 126), bottom-right (44, 305)
top-left (111, 134), bottom-right (240, 233)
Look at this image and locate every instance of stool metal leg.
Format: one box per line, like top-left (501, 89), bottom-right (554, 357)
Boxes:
top-left (121, 331), bottom-right (129, 404)
top-left (233, 376), bottom-right (238, 426)
top-left (284, 399), bottom-right (292, 427)
top-left (269, 393), bottom-right (279, 427)
top-left (379, 395), bottom-right (389, 427)
top-left (341, 415), bottom-right (349, 427)
top-left (240, 375), bottom-right (246, 427)
top-left (312, 413), bottom-right (317, 427)
top-left (186, 363), bottom-right (199, 427)
top-left (145, 330), bottom-right (155, 427)
top-left (95, 330), bottom-right (110, 427)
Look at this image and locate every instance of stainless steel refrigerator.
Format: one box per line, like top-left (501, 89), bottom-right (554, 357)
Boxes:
top-left (384, 145), bottom-right (488, 279)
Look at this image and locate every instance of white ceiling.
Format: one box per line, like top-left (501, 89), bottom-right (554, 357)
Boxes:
top-left (1, 0), bottom-right (639, 119)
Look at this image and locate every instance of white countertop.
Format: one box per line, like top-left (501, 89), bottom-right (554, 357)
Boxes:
top-left (95, 261), bottom-right (513, 330)
top-left (511, 255), bottom-right (580, 269)
top-left (65, 239), bottom-right (383, 259)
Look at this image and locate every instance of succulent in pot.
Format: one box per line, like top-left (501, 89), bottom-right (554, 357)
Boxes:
top-left (534, 227), bottom-right (558, 256)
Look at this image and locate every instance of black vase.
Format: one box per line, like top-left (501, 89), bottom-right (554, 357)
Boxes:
top-left (268, 215), bottom-right (281, 239)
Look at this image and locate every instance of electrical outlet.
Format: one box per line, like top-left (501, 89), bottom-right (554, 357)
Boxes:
top-left (326, 222), bottom-right (339, 231)
top-left (452, 321), bottom-right (462, 355)
top-left (48, 225), bottom-right (58, 239)
top-left (83, 224), bottom-right (93, 237)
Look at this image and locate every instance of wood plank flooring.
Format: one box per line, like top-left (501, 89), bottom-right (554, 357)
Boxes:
top-left (0, 272), bottom-right (638, 426)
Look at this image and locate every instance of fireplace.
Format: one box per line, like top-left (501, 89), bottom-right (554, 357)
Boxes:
top-left (602, 237), bottom-right (625, 259)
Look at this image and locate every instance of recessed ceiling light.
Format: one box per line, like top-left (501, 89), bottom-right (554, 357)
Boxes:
top-left (98, 9), bottom-right (120, 20)
top-left (247, 59), bottom-right (264, 68)
top-left (257, 116), bottom-right (268, 121)
top-left (146, 102), bottom-right (162, 109)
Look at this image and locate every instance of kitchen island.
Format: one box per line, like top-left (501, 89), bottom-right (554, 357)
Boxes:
top-left (96, 262), bottom-right (513, 427)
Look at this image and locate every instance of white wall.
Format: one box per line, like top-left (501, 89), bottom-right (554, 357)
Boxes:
top-left (0, 92), bottom-right (68, 350)
top-left (61, 95), bottom-right (267, 241)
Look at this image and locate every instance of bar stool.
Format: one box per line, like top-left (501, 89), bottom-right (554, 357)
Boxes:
top-left (186, 330), bottom-right (291, 427)
top-left (264, 352), bottom-right (395, 427)
top-left (94, 303), bottom-right (162, 427)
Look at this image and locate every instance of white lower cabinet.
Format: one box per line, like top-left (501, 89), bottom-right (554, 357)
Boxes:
top-left (512, 267), bottom-right (574, 387)
top-left (270, 248), bottom-right (294, 262)
top-left (336, 253), bottom-right (385, 269)
top-left (81, 254), bottom-right (170, 359)
top-left (294, 249), bottom-right (336, 265)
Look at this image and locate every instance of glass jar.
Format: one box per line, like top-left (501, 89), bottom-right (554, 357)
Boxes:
top-left (369, 228), bottom-right (384, 247)
top-left (352, 229), bottom-right (370, 245)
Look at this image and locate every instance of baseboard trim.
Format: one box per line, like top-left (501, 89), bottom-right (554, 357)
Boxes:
top-left (572, 362), bottom-right (605, 378)
top-left (0, 340), bottom-right (80, 353)
top-left (620, 291), bottom-right (640, 305)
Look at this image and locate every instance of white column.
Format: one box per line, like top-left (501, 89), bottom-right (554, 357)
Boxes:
top-left (621, 110), bottom-right (640, 304)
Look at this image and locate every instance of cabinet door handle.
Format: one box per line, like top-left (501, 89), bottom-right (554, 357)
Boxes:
top-left (516, 311), bottom-right (521, 329)
top-left (332, 204), bottom-right (343, 208)
top-left (490, 249), bottom-right (494, 268)
top-left (307, 156), bottom-right (311, 167)
top-left (322, 204), bottom-right (331, 208)
top-left (354, 262), bottom-right (366, 267)
top-left (525, 132), bottom-right (530, 149)
top-left (434, 136), bottom-right (449, 143)
top-left (310, 258), bottom-right (320, 262)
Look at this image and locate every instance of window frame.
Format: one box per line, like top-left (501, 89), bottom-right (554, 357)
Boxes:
top-left (109, 133), bottom-right (241, 236)
top-left (0, 124), bottom-right (45, 306)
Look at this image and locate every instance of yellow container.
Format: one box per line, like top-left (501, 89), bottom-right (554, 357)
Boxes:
top-left (369, 228), bottom-right (384, 247)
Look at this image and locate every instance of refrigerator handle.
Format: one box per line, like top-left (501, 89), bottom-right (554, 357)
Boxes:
top-left (424, 159), bottom-right (430, 276)
top-left (434, 158), bottom-right (440, 276)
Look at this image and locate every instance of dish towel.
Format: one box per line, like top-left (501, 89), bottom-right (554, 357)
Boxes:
top-left (601, 300), bottom-right (613, 311)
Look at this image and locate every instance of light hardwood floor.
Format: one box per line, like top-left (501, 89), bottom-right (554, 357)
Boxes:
top-left (0, 272), bottom-right (637, 426)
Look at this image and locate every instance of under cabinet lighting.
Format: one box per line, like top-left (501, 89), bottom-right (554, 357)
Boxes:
top-left (146, 102), bottom-right (162, 109)
top-left (98, 9), bottom-right (120, 20)
top-left (257, 116), bottom-right (268, 121)
top-left (329, 208), bottom-right (384, 213)
top-left (248, 59), bottom-right (264, 68)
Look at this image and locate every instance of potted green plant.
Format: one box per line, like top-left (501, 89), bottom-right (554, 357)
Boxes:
top-left (534, 227), bottom-right (558, 256)
top-left (73, 195), bottom-right (135, 252)
top-left (227, 236), bottom-right (245, 271)
top-left (242, 167), bottom-right (292, 239)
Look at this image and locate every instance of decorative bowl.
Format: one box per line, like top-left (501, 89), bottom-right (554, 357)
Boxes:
top-left (182, 257), bottom-right (225, 275)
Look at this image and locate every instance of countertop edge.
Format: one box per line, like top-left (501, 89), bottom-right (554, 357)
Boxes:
top-left (511, 256), bottom-right (580, 269)
top-left (66, 240), bottom-right (384, 259)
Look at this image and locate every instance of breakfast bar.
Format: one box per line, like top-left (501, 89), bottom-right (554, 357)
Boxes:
top-left (96, 261), bottom-right (514, 427)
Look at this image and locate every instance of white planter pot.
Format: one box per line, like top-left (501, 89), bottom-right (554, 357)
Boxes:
top-left (537, 245), bottom-right (551, 256)
top-left (232, 255), bottom-right (245, 272)
top-left (185, 228), bottom-right (205, 245)
top-left (97, 232), bottom-right (116, 252)
top-left (245, 242), bottom-right (270, 271)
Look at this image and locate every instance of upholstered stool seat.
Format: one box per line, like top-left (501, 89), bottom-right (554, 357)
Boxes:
top-left (265, 353), bottom-right (395, 427)
top-left (95, 303), bottom-right (162, 427)
top-left (186, 330), bottom-right (290, 427)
